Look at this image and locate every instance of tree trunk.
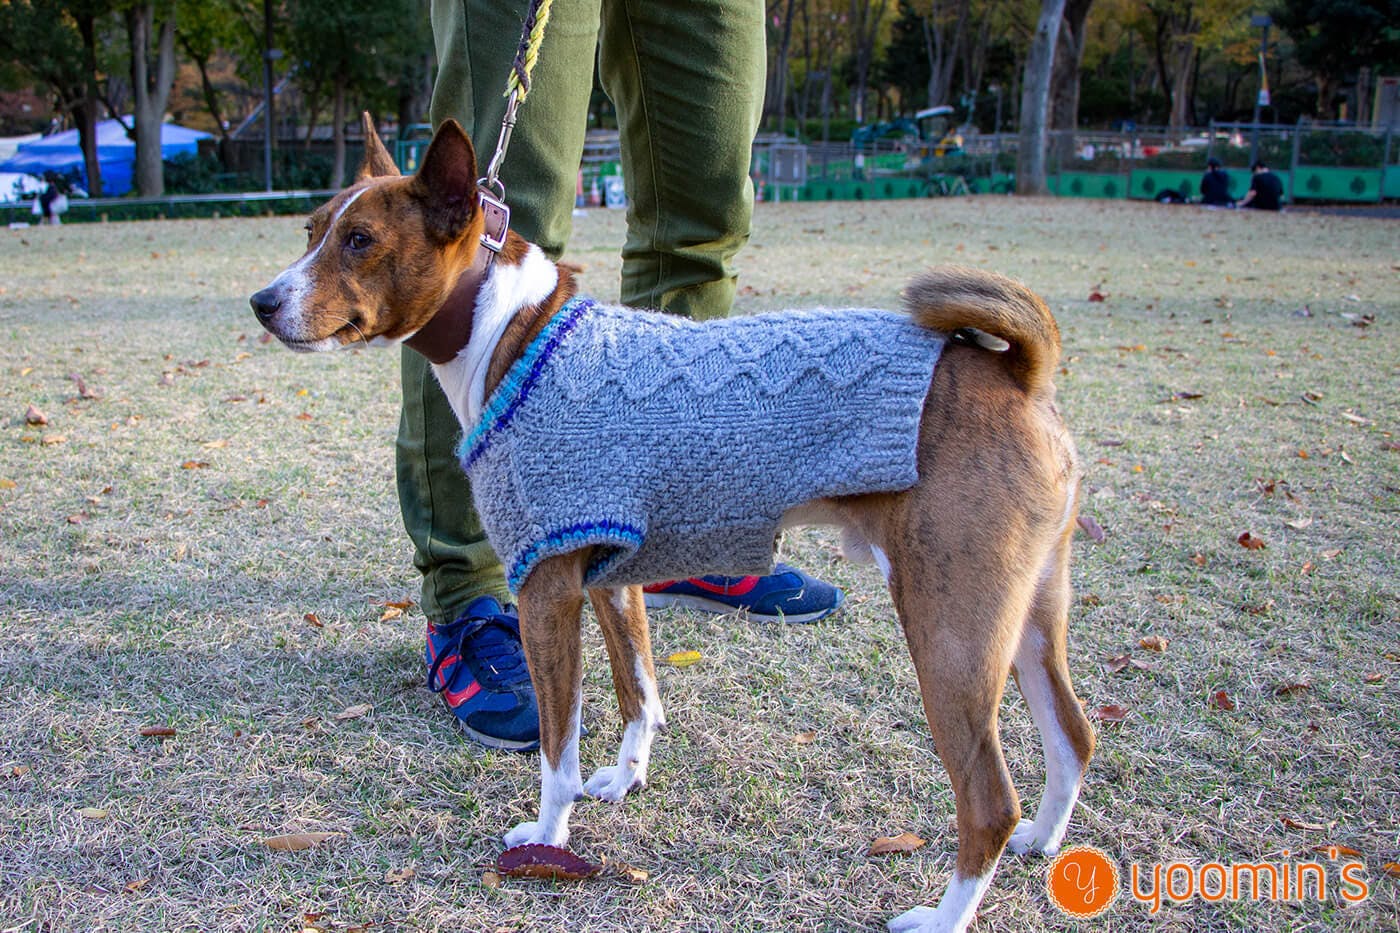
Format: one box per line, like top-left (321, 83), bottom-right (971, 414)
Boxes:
top-left (75, 13), bottom-right (104, 197)
top-left (1049, 0), bottom-right (1093, 165)
top-left (769, 0), bottom-right (796, 131)
top-left (331, 75), bottom-right (348, 188)
top-left (128, 4), bottom-right (177, 197)
top-left (1016, 0), bottom-right (1066, 195)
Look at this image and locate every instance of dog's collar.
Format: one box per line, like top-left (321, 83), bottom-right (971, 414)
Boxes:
top-left (403, 192), bottom-right (510, 364)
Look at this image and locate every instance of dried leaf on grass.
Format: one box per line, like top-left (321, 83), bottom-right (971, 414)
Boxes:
top-left (665, 650), bottom-right (703, 668)
top-left (1138, 635), bottom-right (1169, 652)
top-left (481, 870), bottom-right (502, 889)
top-left (1209, 690), bottom-right (1236, 711)
top-left (497, 844), bottom-right (601, 880)
top-left (601, 856), bottom-right (650, 884)
top-left (1312, 844), bottom-right (1363, 859)
top-left (24, 404), bottom-right (48, 426)
top-left (123, 878), bottom-right (149, 893)
top-left (1381, 863), bottom-right (1400, 879)
top-left (1237, 532), bottom-right (1266, 550)
top-left (263, 831), bottom-right (342, 851)
top-left (138, 725), bottom-right (176, 737)
top-left (383, 866), bottom-right (415, 884)
top-left (1280, 817), bottom-right (1327, 832)
top-left (304, 612), bottom-right (323, 628)
top-left (77, 807), bottom-right (109, 819)
top-left (792, 730), bottom-right (817, 745)
top-left (1274, 680), bottom-right (1312, 697)
top-left (335, 703), bottom-right (371, 721)
top-left (1090, 705), bottom-right (1129, 723)
top-left (1076, 514), bottom-right (1106, 543)
top-left (868, 831), bottom-right (926, 856)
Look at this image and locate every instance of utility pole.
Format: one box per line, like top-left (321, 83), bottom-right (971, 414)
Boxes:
top-left (1248, 14), bottom-right (1271, 166)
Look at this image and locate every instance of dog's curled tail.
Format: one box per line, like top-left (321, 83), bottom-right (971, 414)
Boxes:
top-left (904, 266), bottom-right (1060, 396)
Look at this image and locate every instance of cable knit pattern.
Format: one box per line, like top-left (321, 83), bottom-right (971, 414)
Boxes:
top-left (459, 297), bottom-right (946, 592)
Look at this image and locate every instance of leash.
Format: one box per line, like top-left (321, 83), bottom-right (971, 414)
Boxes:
top-left (477, 0), bottom-right (553, 254)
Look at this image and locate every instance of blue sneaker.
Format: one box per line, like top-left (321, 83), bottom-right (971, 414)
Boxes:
top-left (642, 562), bottom-right (844, 624)
top-left (425, 596), bottom-right (539, 751)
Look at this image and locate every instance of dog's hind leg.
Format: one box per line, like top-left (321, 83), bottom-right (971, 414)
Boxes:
top-left (886, 553), bottom-right (1032, 933)
top-left (1008, 512), bottom-right (1095, 857)
top-left (504, 553), bottom-right (588, 848)
top-left (584, 585), bottom-right (665, 801)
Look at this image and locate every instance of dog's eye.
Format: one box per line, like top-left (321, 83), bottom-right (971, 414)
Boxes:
top-left (346, 231), bottom-right (373, 251)
top-left (303, 221), bottom-right (314, 242)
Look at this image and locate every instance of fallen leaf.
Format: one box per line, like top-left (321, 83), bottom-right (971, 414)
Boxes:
top-left (868, 831), bottom-right (927, 856)
top-left (384, 866), bottom-right (415, 884)
top-left (180, 460), bottom-right (210, 470)
top-left (481, 870), bottom-right (502, 889)
top-left (497, 844), bottom-right (602, 880)
top-left (335, 703), bottom-right (371, 721)
top-left (24, 404), bottom-right (48, 425)
top-left (1382, 863), bottom-right (1400, 879)
top-left (123, 878), bottom-right (150, 893)
top-left (66, 513), bottom-right (86, 524)
top-left (78, 807), bottom-right (109, 819)
top-left (1274, 680), bottom-right (1312, 697)
top-left (8, 765), bottom-right (31, 778)
top-left (1209, 690), bottom-right (1236, 711)
top-left (665, 650), bottom-right (703, 668)
top-left (1190, 552), bottom-right (1208, 567)
top-left (41, 434), bottom-right (66, 446)
top-left (1088, 291), bottom-right (1106, 302)
top-left (1285, 518), bottom-right (1313, 530)
top-left (1311, 844), bottom-right (1363, 860)
top-left (201, 439), bottom-right (228, 449)
top-left (1105, 654), bottom-right (1132, 674)
top-left (1320, 548), bottom-right (1342, 560)
top-left (603, 856), bottom-right (650, 884)
top-left (792, 730), bottom-right (817, 745)
top-left (1079, 594), bottom-right (1102, 607)
top-left (380, 599), bottom-right (414, 610)
top-left (1281, 817), bottom-right (1325, 832)
top-left (1076, 514), bottom-right (1106, 543)
top-left (295, 412), bottom-right (314, 421)
top-left (138, 725), bottom-right (176, 737)
top-left (263, 831), bottom-right (342, 851)
top-left (1237, 532), bottom-right (1266, 550)
top-left (158, 372), bottom-right (175, 386)
top-left (1364, 672), bottom-right (1384, 684)
top-left (0, 479), bottom-right (16, 490)
top-left (304, 612), bottom-right (323, 628)
top-left (379, 606), bottom-right (403, 622)
top-left (1139, 635), bottom-right (1169, 652)
top-left (1091, 705), bottom-right (1128, 723)
top-left (1382, 442), bottom-right (1400, 452)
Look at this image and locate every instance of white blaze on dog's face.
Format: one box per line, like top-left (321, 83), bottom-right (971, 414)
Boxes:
top-left (249, 118), bottom-right (485, 351)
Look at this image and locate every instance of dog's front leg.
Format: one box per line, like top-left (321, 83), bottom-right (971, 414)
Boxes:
top-left (584, 585), bottom-right (665, 801)
top-left (504, 554), bottom-right (587, 848)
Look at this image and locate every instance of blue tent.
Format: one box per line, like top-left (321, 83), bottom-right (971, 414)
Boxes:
top-left (0, 119), bottom-right (212, 196)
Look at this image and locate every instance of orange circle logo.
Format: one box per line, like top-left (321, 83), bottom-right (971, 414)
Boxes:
top-left (1046, 845), bottom-right (1120, 919)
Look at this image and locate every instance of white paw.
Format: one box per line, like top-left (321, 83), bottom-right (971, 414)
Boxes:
top-left (503, 820), bottom-right (568, 849)
top-left (888, 906), bottom-right (960, 933)
top-left (1007, 818), bottom-right (1060, 857)
top-left (584, 764), bottom-right (645, 802)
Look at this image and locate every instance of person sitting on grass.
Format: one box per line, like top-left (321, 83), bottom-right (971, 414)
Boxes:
top-left (1239, 160), bottom-right (1284, 211)
top-left (1199, 157), bottom-right (1233, 207)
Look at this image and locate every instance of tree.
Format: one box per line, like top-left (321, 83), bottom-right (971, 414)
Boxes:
top-left (1016, 0), bottom-right (1065, 194)
top-left (1272, 0), bottom-right (1400, 119)
top-left (125, 1), bottom-right (178, 196)
top-left (288, 0), bottom-right (412, 186)
top-left (1049, 0), bottom-right (1094, 163)
top-left (0, 0), bottom-right (115, 195)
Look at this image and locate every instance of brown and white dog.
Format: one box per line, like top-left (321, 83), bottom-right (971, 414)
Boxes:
top-left (251, 115), bottom-right (1094, 933)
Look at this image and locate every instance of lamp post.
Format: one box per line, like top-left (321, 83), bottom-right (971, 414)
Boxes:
top-left (1249, 13), bottom-right (1271, 166)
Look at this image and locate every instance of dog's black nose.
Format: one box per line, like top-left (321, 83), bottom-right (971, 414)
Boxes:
top-left (250, 287), bottom-right (282, 324)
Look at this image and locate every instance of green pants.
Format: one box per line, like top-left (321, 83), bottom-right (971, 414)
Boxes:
top-left (398, 0), bottom-right (766, 622)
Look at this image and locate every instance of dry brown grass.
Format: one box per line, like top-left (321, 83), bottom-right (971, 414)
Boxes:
top-left (1, 197), bottom-right (1396, 931)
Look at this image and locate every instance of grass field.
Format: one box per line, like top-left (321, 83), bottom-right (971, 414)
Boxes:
top-left (1, 197), bottom-right (1397, 932)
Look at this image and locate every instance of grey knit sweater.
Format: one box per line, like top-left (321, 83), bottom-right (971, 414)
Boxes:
top-left (458, 297), bottom-right (946, 592)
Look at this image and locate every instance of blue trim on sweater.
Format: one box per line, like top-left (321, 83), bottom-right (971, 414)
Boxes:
top-left (458, 296), bottom-right (594, 470)
top-left (505, 520), bottom-right (645, 593)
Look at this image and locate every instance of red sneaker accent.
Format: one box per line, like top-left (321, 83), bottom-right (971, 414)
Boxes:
top-left (445, 679), bottom-right (483, 706)
top-left (683, 575), bottom-right (761, 597)
top-left (642, 580), bottom-right (676, 593)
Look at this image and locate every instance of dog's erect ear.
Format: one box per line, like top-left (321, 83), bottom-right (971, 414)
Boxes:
top-left (355, 112), bottom-right (400, 181)
top-left (413, 119), bottom-right (480, 241)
